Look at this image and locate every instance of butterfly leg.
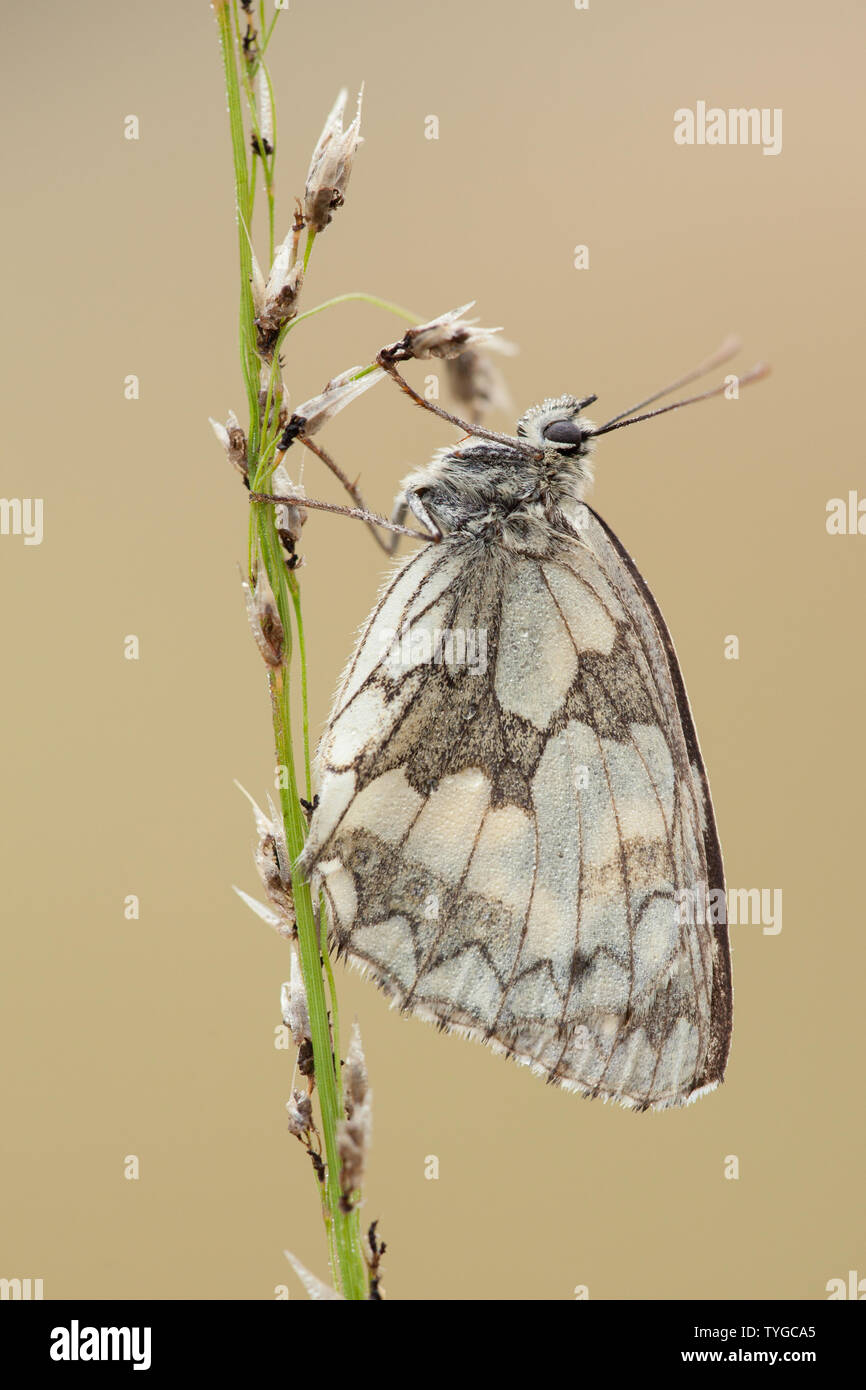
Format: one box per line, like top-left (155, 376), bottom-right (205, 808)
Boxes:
top-left (375, 352), bottom-right (542, 457)
top-left (380, 498), bottom-right (407, 557)
top-left (249, 489), bottom-right (436, 544)
top-left (403, 488), bottom-right (443, 541)
top-left (298, 436), bottom-right (395, 554)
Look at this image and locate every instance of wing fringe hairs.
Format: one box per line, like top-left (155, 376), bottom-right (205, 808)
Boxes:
top-left (299, 400), bottom-right (732, 1112)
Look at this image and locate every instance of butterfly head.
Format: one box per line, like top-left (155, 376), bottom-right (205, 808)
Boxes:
top-left (515, 394), bottom-right (598, 458)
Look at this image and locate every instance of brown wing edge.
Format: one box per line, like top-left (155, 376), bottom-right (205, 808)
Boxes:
top-left (586, 506), bottom-right (733, 1090)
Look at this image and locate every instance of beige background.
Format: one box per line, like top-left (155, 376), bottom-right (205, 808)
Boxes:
top-left (1, 0), bottom-right (863, 1301)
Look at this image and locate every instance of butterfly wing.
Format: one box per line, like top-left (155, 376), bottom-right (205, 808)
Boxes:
top-left (301, 513), bottom-right (731, 1110)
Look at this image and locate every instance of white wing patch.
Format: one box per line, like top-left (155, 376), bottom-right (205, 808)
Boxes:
top-left (541, 560), bottom-right (618, 654)
top-left (464, 805), bottom-right (535, 916)
top-left (301, 512), bottom-right (729, 1111)
top-left (341, 767), bottom-right (424, 843)
top-left (405, 769), bottom-right (490, 885)
top-left (495, 563), bottom-right (577, 728)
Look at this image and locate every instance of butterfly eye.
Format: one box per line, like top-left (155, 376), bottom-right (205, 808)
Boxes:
top-left (542, 418), bottom-right (585, 446)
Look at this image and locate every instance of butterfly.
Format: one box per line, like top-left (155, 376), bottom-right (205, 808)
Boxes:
top-left (296, 344), bottom-right (765, 1110)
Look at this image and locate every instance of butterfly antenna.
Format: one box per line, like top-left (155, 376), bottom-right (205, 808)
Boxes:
top-left (598, 334), bottom-right (744, 430)
top-left (590, 361), bottom-right (770, 437)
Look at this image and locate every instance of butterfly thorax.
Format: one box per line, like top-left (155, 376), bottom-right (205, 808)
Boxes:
top-left (399, 437), bottom-right (595, 552)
